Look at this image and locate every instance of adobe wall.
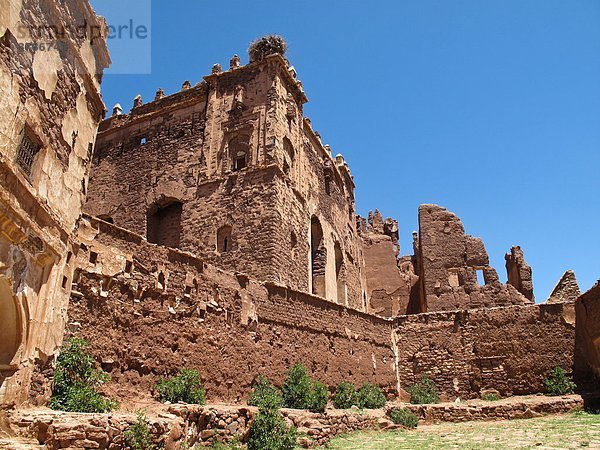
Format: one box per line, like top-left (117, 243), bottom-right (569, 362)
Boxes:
top-left (393, 302), bottom-right (577, 400)
top-left (0, 0), bottom-right (109, 404)
top-left (360, 211), bottom-right (420, 316)
top-left (55, 218), bottom-right (395, 404)
top-left (575, 283), bottom-right (600, 385)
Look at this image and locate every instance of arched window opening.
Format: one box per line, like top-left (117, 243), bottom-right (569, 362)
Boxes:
top-left (229, 134), bottom-right (250, 172)
top-left (0, 277), bottom-right (21, 368)
top-left (310, 216), bottom-right (327, 298)
top-left (217, 225), bottom-right (233, 254)
top-left (334, 242), bottom-right (346, 305)
top-left (147, 201), bottom-right (183, 248)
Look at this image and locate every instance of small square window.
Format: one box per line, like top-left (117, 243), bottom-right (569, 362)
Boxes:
top-left (16, 130), bottom-right (41, 177)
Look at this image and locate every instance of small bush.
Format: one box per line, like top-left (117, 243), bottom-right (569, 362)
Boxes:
top-left (308, 380), bottom-right (329, 413)
top-left (248, 35), bottom-right (287, 63)
top-left (49, 337), bottom-right (117, 413)
top-left (545, 366), bottom-right (577, 396)
top-left (282, 364), bottom-right (312, 409)
top-left (124, 412), bottom-right (155, 450)
top-left (156, 368), bottom-right (206, 404)
top-left (248, 374), bottom-right (282, 408)
top-left (248, 394), bottom-right (296, 450)
top-left (333, 382), bottom-right (358, 409)
top-left (356, 383), bottom-right (386, 409)
top-left (389, 407), bottom-right (419, 428)
top-left (482, 393), bottom-right (501, 401)
top-left (407, 375), bottom-right (440, 405)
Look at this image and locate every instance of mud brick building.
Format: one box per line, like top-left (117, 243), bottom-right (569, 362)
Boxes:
top-left (86, 54), bottom-right (366, 308)
top-left (0, 0), bottom-right (109, 403)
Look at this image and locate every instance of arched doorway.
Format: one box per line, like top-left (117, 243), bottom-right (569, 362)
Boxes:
top-left (334, 242), bottom-right (346, 305)
top-left (310, 216), bottom-right (327, 298)
top-left (0, 277), bottom-right (21, 368)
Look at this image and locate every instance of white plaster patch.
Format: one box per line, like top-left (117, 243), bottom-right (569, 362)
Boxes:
top-left (32, 48), bottom-right (62, 100)
top-left (0, 0), bottom-right (22, 38)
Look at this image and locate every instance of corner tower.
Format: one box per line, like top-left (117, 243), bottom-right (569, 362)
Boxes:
top-left (87, 42), bottom-right (366, 309)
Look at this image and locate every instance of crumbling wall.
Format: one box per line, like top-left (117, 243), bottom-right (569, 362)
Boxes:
top-left (393, 302), bottom-right (576, 400)
top-left (62, 218), bottom-right (395, 404)
top-left (418, 204), bottom-right (533, 312)
top-left (360, 210), bottom-right (419, 316)
top-left (505, 246), bottom-right (535, 301)
top-left (0, 0), bottom-right (109, 404)
top-left (575, 283), bottom-right (600, 385)
top-left (547, 270), bottom-right (581, 304)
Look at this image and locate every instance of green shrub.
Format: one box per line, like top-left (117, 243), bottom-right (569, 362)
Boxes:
top-left (356, 383), bottom-right (386, 409)
top-left (156, 368), bottom-right (206, 404)
top-left (333, 382), bottom-right (358, 409)
top-left (407, 375), bottom-right (440, 404)
top-left (545, 366), bottom-right (577, 396)
top-left (248, 375), bottom-right (282, 409)
top-left (124, 412), bottom-right (155, 450)
top-left (282, 364), bottom-right (311, 409)
top-left (482, 393), bottom-right (501, 401)
top-left (308, 380), bottom-right (329, 413)
top-left (247, 393), bottom-right (297, 450)
top-left (49, 337), bottom-right (117, 413)
top-left (389, 407), bottom-right (419, 428)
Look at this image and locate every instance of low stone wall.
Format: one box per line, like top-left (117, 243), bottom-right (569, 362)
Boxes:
top-left (2, 405), bottom-right (383, 449)
top-left (2, 395), bottom-right (584, 449)
top-left (397, 394), bottom-right (583, 423)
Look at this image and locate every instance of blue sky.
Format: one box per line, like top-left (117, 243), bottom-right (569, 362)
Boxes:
top-left (91, 0), bottom-right (600, 301)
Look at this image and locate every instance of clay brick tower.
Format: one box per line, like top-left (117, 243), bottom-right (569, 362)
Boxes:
top-left (87, 37), bottom-right (367, 309)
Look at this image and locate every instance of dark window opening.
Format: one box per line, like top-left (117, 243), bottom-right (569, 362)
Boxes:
top-left (61, 276), bottom-right (68, 289)
top-left (233, 153), bottom-right (246, 171)
top-left (228, 134), bottom-right (250, 172)
top-left (16, 129), bottom-right (41, 177)
top-left (66, 252), bottom-right (72, 265)
top-left (291, 231), bottom-right (297, 248)
top-left (217, 225), bottom-right (233, 253)
top-left (125, 260), bottom-right (133, 273)
top-left (147, 201), bottom-right (183, 248)
top-left (89, 252), bottom-right (98, 264)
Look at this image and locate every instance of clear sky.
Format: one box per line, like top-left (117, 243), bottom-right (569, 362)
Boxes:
top-left (91, 0), bottom-right (600, 301)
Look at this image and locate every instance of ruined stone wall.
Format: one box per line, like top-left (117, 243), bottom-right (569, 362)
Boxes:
top-left (360, 211), bottom-right (420, 316)
top-left (60, 218), bottom-right (395, 404)
top-left (393, 302), bottom-right (577, 400)
top-left (418, 204), bottom-right (533, 312)
top-left (0, 0), bottom-right (109, 404)
top-left (86, 55), bottom-right (366, 308)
